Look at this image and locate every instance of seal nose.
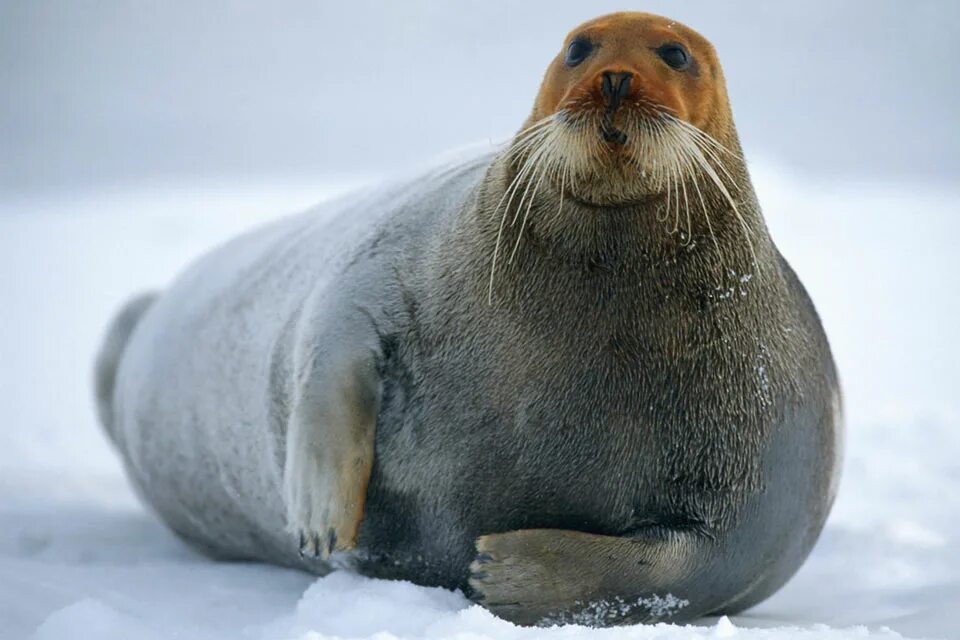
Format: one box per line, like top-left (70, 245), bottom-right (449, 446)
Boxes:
top-left (599, 71), bottom-right (632, 145)
top-left (600, 71), bottom-right (633, 106)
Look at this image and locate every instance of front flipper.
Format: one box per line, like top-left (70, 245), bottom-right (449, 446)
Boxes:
top-left (284, 349), bottom-right (381, 560)
top-left (469, 528), bottom-right (713, 626)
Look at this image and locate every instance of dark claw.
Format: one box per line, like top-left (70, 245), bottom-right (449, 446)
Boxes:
top-left (472, 570), bottom-right (489, 580)
top-left (326, 528), bottom-right (337, 554)
top-left (468, 581), bottom-right (486, 603)
top-left (475, 552), bottom-right (494, 564)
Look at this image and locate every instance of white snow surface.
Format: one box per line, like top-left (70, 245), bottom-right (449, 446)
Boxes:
top-left (1, 161), bottom-right (958, 640)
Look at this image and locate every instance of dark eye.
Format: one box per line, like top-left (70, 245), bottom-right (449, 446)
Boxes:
top-left (655, 43), bottom-right (691, 71)
top-left (565, 37), bottom-right (594, 67)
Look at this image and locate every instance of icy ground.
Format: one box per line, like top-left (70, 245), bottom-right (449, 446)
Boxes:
top-left (1, 161), bottom-right (958, 640)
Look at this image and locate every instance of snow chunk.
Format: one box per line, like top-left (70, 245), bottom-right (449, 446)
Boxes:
top-left (714, 616), bottom-right (737, 638)
top-left (33, 598), bottom-right (159, 640)
top-left (272, 572), bottom-right (471, 639)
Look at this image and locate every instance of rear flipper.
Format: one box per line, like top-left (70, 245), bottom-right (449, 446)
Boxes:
top-left (94, 292), bottom-right (158, 440)
top-left (469, 528), bottom-right (719, 626)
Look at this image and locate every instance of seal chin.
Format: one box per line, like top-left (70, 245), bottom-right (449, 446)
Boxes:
top-left (556, 123), bottom-right (668, 209)
top-left (561, 186), bottom-right (664, 211)
top-left (563, 191), bottom-right (664, 212)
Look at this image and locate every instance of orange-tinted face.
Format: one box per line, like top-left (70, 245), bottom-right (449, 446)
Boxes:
top-left (510, 12), bottom-right (736, 207)
top-left (534, 12), bottom-right (727, 132)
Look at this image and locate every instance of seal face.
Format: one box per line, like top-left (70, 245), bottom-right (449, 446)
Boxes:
top-left (96, 11), bottom-right (841, 628)
top-left (521, 12), bottom-right (732, 208)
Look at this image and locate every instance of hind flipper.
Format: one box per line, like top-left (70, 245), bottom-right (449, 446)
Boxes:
top-left (469, 528), bottom-right (713, 626)
top-left (94, 292), bottom-right (158, 439)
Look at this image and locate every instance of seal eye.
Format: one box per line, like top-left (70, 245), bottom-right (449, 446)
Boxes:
top-left (655, 43), bottom-right (691, 71)
top-left (565, 37), bottom-right (594, 67)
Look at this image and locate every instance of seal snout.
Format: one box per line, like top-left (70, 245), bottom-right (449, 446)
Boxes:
top-left (599, 70), bottom-right (633, 145)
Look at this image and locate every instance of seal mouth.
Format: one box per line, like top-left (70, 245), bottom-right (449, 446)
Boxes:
top-left (507, 105), bottom-right (688, 209)
top-left (503, 106), bottom-right (743, 220)
top-left (600, 119), bottom-right (628, 145)
top-left (561, 100), bottom-right (671, 154)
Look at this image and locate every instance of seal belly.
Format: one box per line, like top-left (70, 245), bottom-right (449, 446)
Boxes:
top-left (358, 257), bottom-right (838, 608)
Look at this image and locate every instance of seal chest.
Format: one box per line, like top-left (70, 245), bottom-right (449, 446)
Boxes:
top-left (97, 10), bottom-right (841, 628)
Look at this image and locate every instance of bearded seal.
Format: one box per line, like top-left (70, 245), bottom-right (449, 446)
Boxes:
top-left (95, 11), bottom-right (842, 626)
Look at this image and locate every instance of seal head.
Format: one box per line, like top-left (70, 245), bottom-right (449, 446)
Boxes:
top-left (512, 12), bottom-right (738, 210)
top-left (488, 12), bottom-right (756, 303)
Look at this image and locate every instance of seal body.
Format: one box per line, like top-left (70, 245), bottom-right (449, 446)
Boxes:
top-left (102, 158), bottom-right (491, 563)
top-left (97, 12), bottom-right (841, 626)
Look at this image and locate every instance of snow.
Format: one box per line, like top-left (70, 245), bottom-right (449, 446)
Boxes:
top-left (1, 162), bottom-right (958, 640)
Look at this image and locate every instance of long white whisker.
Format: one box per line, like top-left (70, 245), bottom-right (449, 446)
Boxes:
top-left (488, 125), bottom-right (553, 221)
top-left (657, 116), bottom-right (757, 272)
top-left (670, 138), bottom-right (690, 237)
top-left (510, 135), bottom-right (557, 229)
top-left (690, 141), bottom-right (761, 274)
top-left (671, 126), bottom-right (722, 258)
top-left (661, 149), bottom-right (672, 224)
top-left (667, 116), bottom-right (743, 202)
top-left (509, 153), bottom-right (551, 263)
top-left (670, 116), bottom-right (741, 160)
top-left (488, 119), bottom-right (558, 303)
top-left (502, 136), bottom-right (549, 222)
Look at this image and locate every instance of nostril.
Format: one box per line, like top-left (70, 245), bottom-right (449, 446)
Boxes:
top-left (601, 71), bottom-right (633, 105)
top-left (615, 72), bottom-right (632, 99)
top-left (601, 72), bottom-right (615, 101)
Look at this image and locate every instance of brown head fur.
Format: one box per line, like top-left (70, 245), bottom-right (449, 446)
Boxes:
top-left (532, 12), bottom-right (732, 140)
